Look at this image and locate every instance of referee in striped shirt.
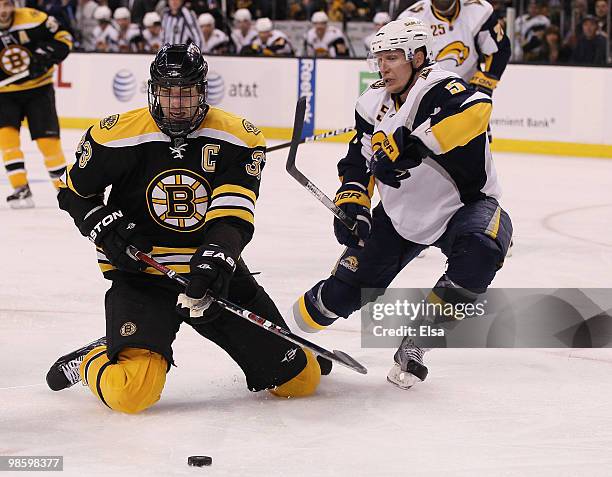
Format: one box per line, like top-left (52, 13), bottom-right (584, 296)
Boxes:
top-left (161, 0), bottom-right (205, 50)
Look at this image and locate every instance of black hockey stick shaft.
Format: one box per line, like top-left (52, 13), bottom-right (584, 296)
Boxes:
top-left (267, 126), bottom-right (355, 153)
top-left (285, 97), bottom-right (357, 232)
top-left (128, 246), bottom-right (367, 375)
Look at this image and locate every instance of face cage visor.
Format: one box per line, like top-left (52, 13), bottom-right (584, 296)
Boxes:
top-left (148, 79), bottom-right (208, 137)
top-left (366, 48), bottom-right (414, 73)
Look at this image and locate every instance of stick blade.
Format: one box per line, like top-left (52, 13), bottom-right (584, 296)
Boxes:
top-left (331, 350), bottom-right (368, 375)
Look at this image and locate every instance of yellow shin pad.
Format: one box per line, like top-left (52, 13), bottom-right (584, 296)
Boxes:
top-left (35, 137), bottom-right (66, 189)
top-left (0, 127), bottom-right (27, 189)
top-left (80, 346), bottom-right (167, 414)
top-left (269, 349), bottom-right (321, 398)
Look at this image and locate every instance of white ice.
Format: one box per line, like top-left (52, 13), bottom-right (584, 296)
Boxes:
top-left (1, 130), bottom-right (612, 476)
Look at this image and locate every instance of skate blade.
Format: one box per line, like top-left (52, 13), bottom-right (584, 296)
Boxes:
top-left (8, 198), bottom-right (35, 209)
top-left (386, 363), bottom-right (422, 390)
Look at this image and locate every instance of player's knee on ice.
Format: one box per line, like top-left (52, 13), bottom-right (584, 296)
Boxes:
top-left (269, 349), bottom-right (321, 398)
top-left (80, 346), bottom-right (167, 414)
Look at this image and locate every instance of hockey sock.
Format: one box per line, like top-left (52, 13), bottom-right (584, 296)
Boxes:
top-left (80, 346), bottom-right (167, 414)
top-left (0, 127), bottom-right (27, 189)
top-left (36, 137), bottom-right (66, 189)
top-left (269, 349), bottom-right (321, 398)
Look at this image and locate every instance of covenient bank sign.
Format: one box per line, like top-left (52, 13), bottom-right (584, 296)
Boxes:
top-left (361, 288), bottom-right (612, 348)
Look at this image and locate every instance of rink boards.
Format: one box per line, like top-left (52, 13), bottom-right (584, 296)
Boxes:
top-left (52, 54), bottom-right (612, 158)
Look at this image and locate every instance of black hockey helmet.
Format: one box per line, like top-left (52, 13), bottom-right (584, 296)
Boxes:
top-left (148, 43), bottom-right (209, 137)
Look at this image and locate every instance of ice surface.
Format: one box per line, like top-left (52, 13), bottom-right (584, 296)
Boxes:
top-left (1, 130), bottom-right (611, 476)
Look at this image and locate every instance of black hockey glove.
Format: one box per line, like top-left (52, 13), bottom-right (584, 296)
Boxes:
top-left (78, 206), bottom-right (152, 273)
top-left (28, 47), bottom-right (56, 79)
top-left (333, 183), bottom-right (371, 248)
top-left (176, 244), bottom-right (236, 322)
top-left (369, 128), bottom-right (426, 189)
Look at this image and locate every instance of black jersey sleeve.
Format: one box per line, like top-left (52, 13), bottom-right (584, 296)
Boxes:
top-left (470, 10), bottom-right (511, 94)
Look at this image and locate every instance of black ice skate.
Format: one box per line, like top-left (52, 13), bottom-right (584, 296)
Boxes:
top-left (6, 184), bottom-right (34, 209)
top-left (46, 337), bottom-right (107, 391)
top-left (387, 337), bottom-right (428, 390)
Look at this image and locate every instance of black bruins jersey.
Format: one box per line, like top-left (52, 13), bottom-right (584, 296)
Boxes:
top-left (59, 107), bottom-right (266, 277)
top-left (0, 8), bottom-right (73, 93)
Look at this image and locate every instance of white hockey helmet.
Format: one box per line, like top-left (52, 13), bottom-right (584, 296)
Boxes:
top-left (255, 17), bottom-right (273, 33)
top-left (311, 11), bottom-right (328, 23)
top-left (143, 11), bottom-right (161, 27)
top-left (93, 5), bottom-right (112, 21)
top-left (368, 17), bottom-right (433, 70)
top-left (198, 12), bottom-right (215, 26)
top-left (113, 7), bottom-right (131, 20)
top-left (234, 8), bottom-right (252, 22)
top-left (373, 12), bottom-right (391, 26)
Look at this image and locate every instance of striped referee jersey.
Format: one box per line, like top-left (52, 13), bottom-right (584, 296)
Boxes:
top-left (161, 6), bottom-right (204, 50)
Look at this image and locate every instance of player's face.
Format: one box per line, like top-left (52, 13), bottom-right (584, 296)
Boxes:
top-left (116, 18), bottom-right (129, 30)
top-left (237, 19), bottom-right (250, 33)
top-left (148, 24), bottom-right (161, 35)
top-left (0, 0), bottom-right (15, 29)
top-left (314, 22), bottom-right (326, 37)
top-left (258, 31), bottom-right (271, 43)
top-left (200, 23), bottom-right (213, 36)
top-left (158, 85), bottom-right (201, 121)
top-left (376, 50), bottom-right (413, 94)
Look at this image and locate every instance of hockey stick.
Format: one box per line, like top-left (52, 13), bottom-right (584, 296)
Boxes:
top-left (128, 245), bottom-right (368, 375)
top-left (0, 70), bottom-right (29, 88)
top-left (267, 126), bottom-right (355, 153)
top-left (286, 97), bottom-right (357, 232)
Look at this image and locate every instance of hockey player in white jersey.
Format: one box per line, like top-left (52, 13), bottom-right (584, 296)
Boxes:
top-left (242, 17), bottom-right (294, 56)
top-left (292, 18), bottom-right (512, 389)
top-left (398, 0), bottom-right (510, 96)
top-left (230, 8), bottom-right (257, 54)
top-left (303, 11), bottom-right (349, 57)
top-left (198, 13), bottom-right (230, 55)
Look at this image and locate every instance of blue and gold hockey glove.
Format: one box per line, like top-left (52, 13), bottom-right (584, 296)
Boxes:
top-left (333, 183), bottom-right (371, 248)
top-left (369, 128), bottom-right (427, 189)
top-left (176, 244), bottom-right (236, 322)
top-left (469, 71), bottom-right (499, 97)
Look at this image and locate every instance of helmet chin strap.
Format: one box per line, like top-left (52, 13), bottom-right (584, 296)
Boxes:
top-left (394, 58), bottom-right (424, 103)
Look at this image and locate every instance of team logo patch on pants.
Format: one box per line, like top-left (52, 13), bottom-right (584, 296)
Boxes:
top-left (120, 322), bottom-right (137, 336)
top-left (340, 256), bottom-right (359, 272)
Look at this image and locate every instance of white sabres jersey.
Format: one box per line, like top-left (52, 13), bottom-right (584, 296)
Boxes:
top-left (304, 25), bottom-right (348, 57)
top-left (355, 64), bottom-right (500, 244)
top-left (250, 30), bottom-right (293, 55)
top-left (231, 27), bottom-right (257, 52)
top-left (142, 29), bottom-right (163, 52)
top-left (202, 28), bottom-right (229, 53)
top-left (93, 24), bottom-right (119, 52)
top-left (398, 0), bottom-right (500, 81)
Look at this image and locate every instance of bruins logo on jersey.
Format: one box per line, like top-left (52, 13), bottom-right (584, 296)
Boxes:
top-left (242, 119), bottom-right (261, 136)
top-left (436, 41), bottom-right (470, 66)
top-left (0, 45), bottom-right (30, 75)
top-left (100, 114), bottom-right (119, 130)
top-left (146, 169), bottom-right (211, 232)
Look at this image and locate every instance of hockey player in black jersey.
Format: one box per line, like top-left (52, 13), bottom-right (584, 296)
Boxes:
top-left (291, 18), bottom-right (512, 390)
top-left (45, 44), bottom-right (321, 413)
top-left (0, 0), bottom-right (73, 208)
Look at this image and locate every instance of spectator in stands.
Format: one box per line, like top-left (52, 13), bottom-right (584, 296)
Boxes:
top-left (363, 12), bottom-right (390, 54)
top-left (595, 0), bottom-right (608, 34)
top-left (93, 5), bottom-right (119, 52)
top-left (515, 0), bottom-right (551, 61)
top-left (288, 0), bottom-right (326, 20)
top-left (303, 11), bottom-right (350, 57)
top-left (525, 25), bottom-right (571, 63)
top-left (161, 0), bottom-right (204, 49)
top-left (198, 12), bottom-right (230, 54)
top-left (231, 7), bottom-right (257, 53)
top-left (571, 15), bottom-right (608, 64)
top-left (75, 0), bottom-right (98, 51)
top-left (241, 17), bottom-right (294, 55)
top-left (114, 7), bottom-right (141, 52)
top-left (142, 11), bottom-right (163, 52)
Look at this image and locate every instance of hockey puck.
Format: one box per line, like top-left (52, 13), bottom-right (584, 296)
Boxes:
top-left (188, 456), bottom-right (212, 467)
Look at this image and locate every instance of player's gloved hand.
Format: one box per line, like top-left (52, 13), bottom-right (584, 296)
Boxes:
top-left (78, 206), bottom-right (152, 272)
top-left (28, 49), bottom-right (54, 79)
top-left (369, 129), bottom-right (426, 189)
top-left (176, 244), bottom-right (236, 322)
top-left (333, 183), bottom-right (371, 248)
top-left (469, 71), bottom-right (499, 97)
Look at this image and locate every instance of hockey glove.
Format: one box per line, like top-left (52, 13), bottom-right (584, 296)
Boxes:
top-left (369, 128), bottom-right (426, 189)
top-left (333, 183), bottom-right (371, 248)
top-left (78, 206), bottom-right (152, 272)
top-left (176, 244), bottom-right (236, 322)
top-left (469, 71), bottom-right (499, 97)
